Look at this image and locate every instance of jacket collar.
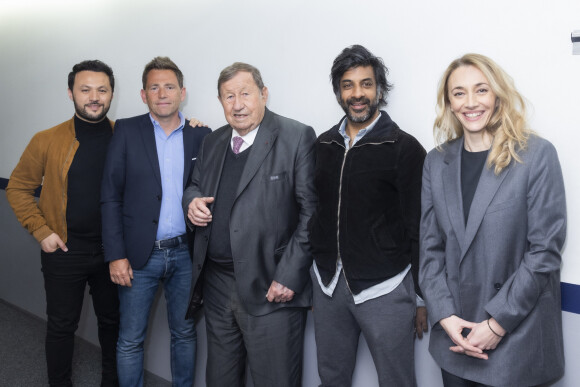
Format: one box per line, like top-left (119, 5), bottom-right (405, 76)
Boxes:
top-left (319, 110), bottom-right (400, 147)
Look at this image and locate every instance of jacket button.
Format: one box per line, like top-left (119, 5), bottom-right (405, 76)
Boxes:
top-left (203, 235), bottom-right (208, 241)
top-left (494, 283), bottom-right (502, 290)
top-left (153, 219), bottom-right (158, 224)
top-left (197, 264), bottom-right (202, 270)
top-left (157, 195), bottom-right (162, 201)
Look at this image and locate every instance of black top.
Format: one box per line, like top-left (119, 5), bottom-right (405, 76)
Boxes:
top-left (461, 147), bottom-right (489, 224)
top-left (207, 145), bottom-right (251, 268)
top-left (66, 116), bottom-right (113, 249)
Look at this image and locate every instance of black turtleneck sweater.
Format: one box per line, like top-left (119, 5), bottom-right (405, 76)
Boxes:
top-left (66, 116), bottom-right (113, 249)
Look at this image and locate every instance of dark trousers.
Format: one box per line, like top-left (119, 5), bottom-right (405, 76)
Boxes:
top-left (203, 260), bottom-right (307, 387)
top-left (41, 245), bottom-right (119, 387)
top-left (441, 370), bottom-right (492, 387)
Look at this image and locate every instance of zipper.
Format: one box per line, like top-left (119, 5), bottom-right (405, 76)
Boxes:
top-left (334, 137), bottom-right (396, 294)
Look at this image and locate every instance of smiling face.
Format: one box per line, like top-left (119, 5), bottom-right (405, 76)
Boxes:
top-left (448, 65), bottom-right (497, 137)
top-left (339, 65), bottom-right (380, 127)
top-left (218, 71), bottom-right (268, 136)
top-left (140, 69), bottom-right (185, 122)
top-left (68, 71), bottom-right (113, 123)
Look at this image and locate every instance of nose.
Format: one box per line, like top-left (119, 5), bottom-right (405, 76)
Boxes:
top-left (89, 89), bottom-right (99, 101)
top-left (465, 92), bottom-right (478, 108)
top-left (232, 96), bottom-right (244, 111)
top-left (352, 84), bottom-right (364, 98)
top-left (158, 87), bottom-right (167, 98)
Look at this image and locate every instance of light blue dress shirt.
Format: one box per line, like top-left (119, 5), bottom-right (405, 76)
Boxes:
top-left (151, 112), bottom-right (186, 241)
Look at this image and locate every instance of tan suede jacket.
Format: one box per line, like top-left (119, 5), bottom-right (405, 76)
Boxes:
top-left (6, 117), bottom-right (114, 243)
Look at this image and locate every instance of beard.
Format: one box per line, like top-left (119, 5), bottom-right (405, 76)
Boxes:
top-left (73, 98), bottom-right (110, 123)
top-left (340, 95), bottom-right (380, 124)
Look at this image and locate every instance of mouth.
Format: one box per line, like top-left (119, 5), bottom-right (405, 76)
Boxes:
top-left (463, 111), bottom-right (485, 121)
top-left (233, 113), bottom-right (248, 119)
top-left (86, 103), bottom-right (103, 112)
top-left (347, 97), bottom-right (370, 113)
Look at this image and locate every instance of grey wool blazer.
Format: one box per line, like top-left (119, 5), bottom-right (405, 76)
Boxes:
top-left (419, 135), bottom-right (566, 387)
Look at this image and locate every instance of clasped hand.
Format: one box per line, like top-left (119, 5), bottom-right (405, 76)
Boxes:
top-left (439, 315), bottom-right (505, 360)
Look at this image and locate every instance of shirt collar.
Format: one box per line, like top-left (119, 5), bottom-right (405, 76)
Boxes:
top-left (149, 111), bottom-right (185, 137)
top-left (231, 125), bottom-right (260, 147)
top-left (338, 112), bottom-right (382, 149)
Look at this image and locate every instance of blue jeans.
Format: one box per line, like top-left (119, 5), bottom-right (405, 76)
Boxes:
top-left (117, 241), bottom-right (196, 387)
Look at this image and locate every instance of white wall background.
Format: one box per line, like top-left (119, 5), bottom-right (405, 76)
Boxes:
top-left (0, 0), bottom-right (578, 386)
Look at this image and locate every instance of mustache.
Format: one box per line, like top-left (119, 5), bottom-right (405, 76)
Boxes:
top-left (346, 96), bottom-right (370, 106)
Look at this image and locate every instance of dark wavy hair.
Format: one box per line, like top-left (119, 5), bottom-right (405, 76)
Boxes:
top-left (330, 45), bottom-right (392, 107)
top-left (142, 56), bottom-right (184, 89)
top-left (68, 60), bottom-right (115, 91)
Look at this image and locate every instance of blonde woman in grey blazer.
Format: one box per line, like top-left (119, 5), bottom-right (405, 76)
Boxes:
top-left (420, 54), bottom-right (566, 387)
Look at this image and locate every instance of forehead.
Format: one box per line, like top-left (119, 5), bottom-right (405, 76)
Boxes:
top-left (146, 69), bottom-right (179, 86)
top-left (341, 65), bottom-right (375, 82)
top-left (448, 65), bottom-right (489, 89)
top-left (73, 71), bottom-right (110, 88)
top-left (220, 71), bottom-right (258, 92)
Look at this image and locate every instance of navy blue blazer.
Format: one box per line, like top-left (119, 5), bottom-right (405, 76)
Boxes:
top-left (101, 113), bottom-right (211, 269)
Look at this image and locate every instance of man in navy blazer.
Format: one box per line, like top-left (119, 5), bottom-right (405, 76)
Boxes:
top-left (101, 57), bottom-right (210, 386)
top-left (183, 62), bottom-right (316, 387)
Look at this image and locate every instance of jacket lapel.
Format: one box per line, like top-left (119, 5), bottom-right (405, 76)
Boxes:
top-left (139, 115), bottom-right (162, 186)
top-left (461, 156), bottom-right (510, 260)
top-left (182, 124), bottom-right (193, 187)
top-left (236, 109), bottom-right (277, 198)
top-left (208, 127), bottom-right (231, 197)
top-left (443, 139), bottom-right (466, 248)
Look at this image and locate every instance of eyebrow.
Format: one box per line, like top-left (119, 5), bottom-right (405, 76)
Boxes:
top-left (341, 77), bottom-right (374, 83)
top-left (450, 82), bottom-right (489, 92)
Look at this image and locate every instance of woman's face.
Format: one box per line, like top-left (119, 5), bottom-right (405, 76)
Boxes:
top-left (447, 65), bottom-right (497, 136)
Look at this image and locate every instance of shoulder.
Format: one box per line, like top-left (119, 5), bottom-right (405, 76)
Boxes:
top-left (30, 118), bottom-right (74, 144)
top-left (269, 110), bottom-right (311, 132)
top-left (114, 113), bottom-right (151, 130)
top-left (183, 122), bottom-right (212, 137)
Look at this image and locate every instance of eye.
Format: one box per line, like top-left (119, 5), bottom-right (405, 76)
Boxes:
top-left (477, 88), bottom-right (488, 94)
top-left (342, 83), bottom-right (352, 90)
top-left (242, 92), bottom-right (249, 96)
top-left (363, 81), bottom-right (373, 88)
top-left (99, 89), bottom-right (107, 94)
top-left (453, 91), bottom-right (464, 97)
top-left (81, 89), bottom-right (89, 93)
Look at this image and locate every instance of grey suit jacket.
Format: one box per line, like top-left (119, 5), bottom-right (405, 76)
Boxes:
top-left (183, 108), bottom-right (317, 317)
top-left (419, 135), bottom-right (566, 386)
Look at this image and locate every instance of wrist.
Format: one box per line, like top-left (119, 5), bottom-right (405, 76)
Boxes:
top-left (487, 318), bottom-right (505, 337)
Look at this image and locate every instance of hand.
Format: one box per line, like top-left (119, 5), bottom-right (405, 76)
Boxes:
top-left (466, 318), bottom-right (505, 351)
top-left (439, 315), bottom-right (487, 360)
top-left (40, 233), bottom-right (68, 253)
top-left (109, 258), bottom-right (133, 287)
top-left (187, 117), bottom-right (208, 127)
top-left (266, 280), bottom-right (295, 303)
top-left (414, 306), bottom-right (428, 339)
top-left (187, 197), bottom-right (214, 226)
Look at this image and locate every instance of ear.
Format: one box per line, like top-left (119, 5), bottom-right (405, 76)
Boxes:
top-left (180, 87), bottom-right (186, 102)
top-left (67, 88), bottom-right (73, 101)
top-left (261, 86), bottom-right (269, 102)
top-left (140, 89), bottom-right (147, 104)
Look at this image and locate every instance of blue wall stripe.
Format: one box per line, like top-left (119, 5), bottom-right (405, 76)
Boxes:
top-left (0, 176), bottom-right (579, 314)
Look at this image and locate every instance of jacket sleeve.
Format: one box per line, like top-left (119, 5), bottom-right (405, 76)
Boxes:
top-left (6, 133), bottom-right (53, 243)
top-left (182, 135), bottom-right (208, 231)
top-left (397, 135), bottom-right (427, 298)
top-left (419, 151), bottom-right (458, 326)
top-left (272, 125), bottom-right (317, 294)
top-left (101, 121), bottom-right (128, 262)
top-left (485, 140), bottom-right (566, 333)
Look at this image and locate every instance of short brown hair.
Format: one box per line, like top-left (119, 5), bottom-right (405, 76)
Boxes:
top-left (142, 56), bottom-right (184, 89)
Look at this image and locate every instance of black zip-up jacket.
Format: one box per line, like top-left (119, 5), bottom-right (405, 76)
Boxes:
top-left (309, 111), bottom-right (425, 296)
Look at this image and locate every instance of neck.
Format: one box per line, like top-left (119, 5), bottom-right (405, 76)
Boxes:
top-left (464, 131), bottom-right (493, 152)
top-left (152, 112), bottom-right (181, 136)
top-left (345, 110), bottom-right (379, 143)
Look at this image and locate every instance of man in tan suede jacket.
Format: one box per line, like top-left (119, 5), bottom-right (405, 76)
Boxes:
top-left (6, 60), bottom-right (120, 387)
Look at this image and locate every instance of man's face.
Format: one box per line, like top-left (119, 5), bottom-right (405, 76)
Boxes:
top-left (140, 69), bottom-right (185, 121)
top-left (339, 65), bottom-right (380, 124)
top-left (218, 71), bottom-right (268, 136)
top-left (68, 71), bottom-right (113, 123)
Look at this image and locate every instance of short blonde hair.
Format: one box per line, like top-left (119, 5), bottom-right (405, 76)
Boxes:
top-left (434, 53), bottom-right (531, 175)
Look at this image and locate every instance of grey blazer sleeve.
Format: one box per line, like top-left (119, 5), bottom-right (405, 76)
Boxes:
top-left (485, 140), bottom-right (566, 332)
top-left (419, 150), bottom-right (458, 326)
top-left (182, 136), bottom-right (206, 230)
